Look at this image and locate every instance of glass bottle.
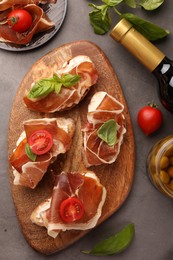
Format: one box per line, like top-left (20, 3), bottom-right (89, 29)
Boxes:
top-left (110, 18), bottom-right (173, 113)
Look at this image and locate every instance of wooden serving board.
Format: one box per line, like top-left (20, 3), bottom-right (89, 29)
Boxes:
top-left (8, 40), bottom-right (135, 255)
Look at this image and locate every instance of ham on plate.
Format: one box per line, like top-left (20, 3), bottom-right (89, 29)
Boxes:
top-left (0, 0), bottom-right (56, 11)
top-left (30, 171), bottom-right (107, 238)
top-left (23, 55), bottom-right (98, 113)
top-left (0, 4), bottom-right (55, 45)
top-left (9, 117), bottom-right (75, 189)
top-left (82, 91), bottom-right (126, 167)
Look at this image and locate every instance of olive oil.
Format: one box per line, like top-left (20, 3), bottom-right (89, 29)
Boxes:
top-left (110, 19), bottom-right (173, 114)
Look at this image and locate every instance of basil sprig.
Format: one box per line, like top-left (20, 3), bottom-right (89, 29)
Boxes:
top-left (81, 223), bottom-right (135, 256)
top-left (25, 143), bottom-right (37, 162)
top-left (27, 74), bottom-right (81, 99)
top-left (97, 119), bottom-right (117, 146)
top-left (88, 0), bottom-right (168, 41)
top-left (89, 4), bottom-right (112, 35)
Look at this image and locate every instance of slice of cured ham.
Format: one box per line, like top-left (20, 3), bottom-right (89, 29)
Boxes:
top-left (0, 4), bottom-right (55, 45)
top-left (30, 171), bottom-right (107, 238)
top-left (0, 0), bottom-right (37, 11)
top-left (0, 0), bottom-right (56, 11)
top-left (82, 91), bottom-right (126, 167)
top-left (23, 55), bottom-right (98, 112)
top-left (9, 118), bottom-right (75, 189)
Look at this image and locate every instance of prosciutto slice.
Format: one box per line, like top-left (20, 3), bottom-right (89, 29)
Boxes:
top-left (82, 91), bottom-right (126, 167)
top-left (0, 0), bottom-right (56, 11)
top-left (23, 55), bottom-right (98, 112)
top-left (9, 118), bottom-right (75, 189)
top-left (0, 4), bottom-right (54, 45)
top-left (30, 171), bottom-right (107, 238)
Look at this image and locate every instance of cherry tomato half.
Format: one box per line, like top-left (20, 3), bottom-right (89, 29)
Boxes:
top-left (137, 104), bottom-right (163, 135)
top-left (60, 197), bottom-right (84, 223)
top-left (28, 130), bottom-right (53, 155)
top-left (7, 9), bottom-right (32, 33)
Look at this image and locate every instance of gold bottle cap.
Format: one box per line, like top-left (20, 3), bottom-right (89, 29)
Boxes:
top-left (110, 18), bottom-right (132, 42)
top-left (110, 18), bottom-right (165, 71)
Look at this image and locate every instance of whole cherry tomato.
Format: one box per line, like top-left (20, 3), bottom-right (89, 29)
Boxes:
top-left (137, 104), bottom-right (163, 135)
top-left (28, 130), bottom-right (53, 155)
top-left (7, 9), bottom-right (32, 33)
top-left (60, 197), bottom-right (84, 223)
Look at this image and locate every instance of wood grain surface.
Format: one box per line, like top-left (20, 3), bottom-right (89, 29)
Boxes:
top-left (8, 40), bottom-right (135, 255)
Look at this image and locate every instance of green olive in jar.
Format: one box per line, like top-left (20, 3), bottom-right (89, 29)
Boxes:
top-left (167, 166), bottom-right (173, 178)
top-left (159, 170), bottom-right (170, 184)
top-left (169, 156), bottom-right (173, 166)
top-left (147, 135), bottom-right (173, 199)
top-left (159, 156), bottom-right (169, 169)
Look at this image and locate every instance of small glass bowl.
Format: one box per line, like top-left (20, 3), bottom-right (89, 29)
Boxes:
top-left (147, 135), bottom-right (173, 199)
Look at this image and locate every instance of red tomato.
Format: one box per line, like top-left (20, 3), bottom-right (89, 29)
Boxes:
top-left (28, 130), bottom-right (53, 155)
top-left (60, 197), bottom-right (84, 223)
top-left (7, 9), bottom-right (32, 33)
top-left (137, 104), bottom-right (163, 135)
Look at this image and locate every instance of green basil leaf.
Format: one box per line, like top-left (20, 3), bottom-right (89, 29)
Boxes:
top-left (61, 74), bottom-right (81, 87)
top-left (54, 82), bottom-right (62, 93)
top-left (102, 0), bottom-right (123, 7)
top-left (139, 0), bottom-right (164, 10)
top-left (25, 143), bottom-right (37, 162)
top-left (121, 13), bottom-right (169, 41)
top-left (89, 3), bottom-right (108, 17)
top-left (51, 73), bottom-right (62, 93)
top-left (52, 73), bottom-right (62, 83)
top-left (27, 73), bottom-right (81, 99)
top-left (89, 4), bottom-right (111, 34)
top-left (97, 119), bottom-right (117, 146)
top-left (27, 77), bottom-right (56, 99)
top-left (81, 223), bottom-right (135, 256)
top-left (124, 0), bottom-right (137, 8)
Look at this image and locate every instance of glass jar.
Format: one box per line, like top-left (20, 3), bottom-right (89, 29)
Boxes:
top-left (147, 135), bottom-right (173, 198)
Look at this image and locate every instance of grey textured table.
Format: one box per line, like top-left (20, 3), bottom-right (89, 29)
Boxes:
top-left (1, 1), bottom-right (173, 259)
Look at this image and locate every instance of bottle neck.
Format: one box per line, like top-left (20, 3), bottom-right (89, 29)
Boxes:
top-left (153, 56), bottom-right (172, 76)
top-left (153, 56), bottom-right (173, 112)
top-left (110, 19), bottom-right (165, 72)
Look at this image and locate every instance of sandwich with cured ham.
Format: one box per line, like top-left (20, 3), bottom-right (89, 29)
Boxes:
top-left (82, 91), bottom-right (126, 167)
top-left (30, 171), bottom-right (107, 238)
top-left (23, 55), bottom-right (98, 112)
top-left (9, 117), bottom-right (75, 189)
